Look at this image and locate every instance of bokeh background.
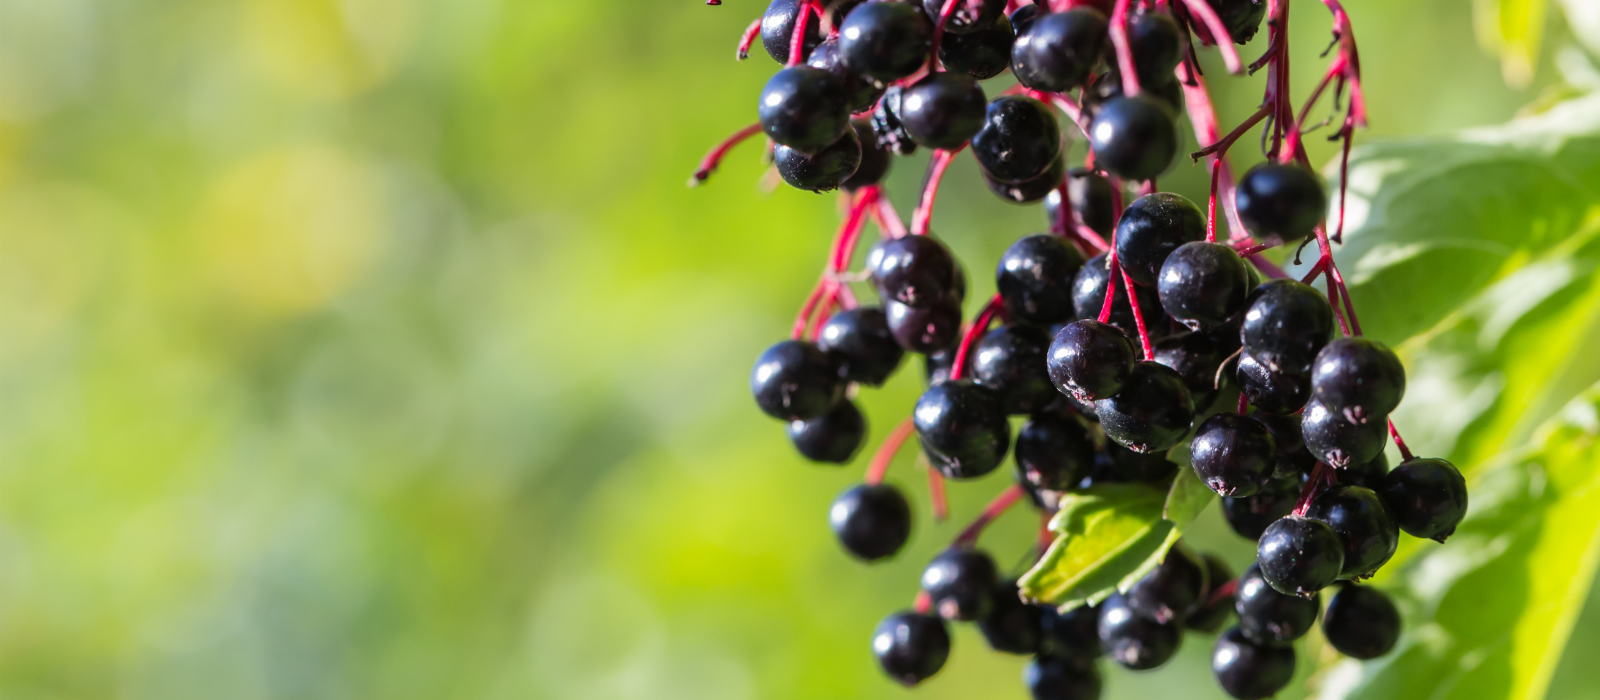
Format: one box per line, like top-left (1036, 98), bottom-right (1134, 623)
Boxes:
top-left (0, 0), bottom-right (1596, 698)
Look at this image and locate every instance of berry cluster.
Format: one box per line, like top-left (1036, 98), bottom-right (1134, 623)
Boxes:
top-left (702, 0), bottom-right (1471, 697)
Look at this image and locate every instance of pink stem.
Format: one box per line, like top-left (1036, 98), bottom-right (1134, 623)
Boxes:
top-left (950, 294), bottom-right (1007, 381)
top-left (1206, 158), bottom-right (1221, 243)
top-left (1237, 392), bottom-right (1249, 415)
top-left (689, 123), bottom-right (764, 186)
top-left (930, 0), bottom-right (963, 68)
top-left (786, 0), bottom-right (818, 66)
top-left (736, 18), bottom-right (762, 60)
top-left (1248, 254), bottom-right (1288, 280)
top-left (1388, 419), bottom-right (1414, 461)
top-left (1292, 461), bottom-right (1334, 516)
top-left (875, 197), bottom-right (908, 238)
top-left (914, 590), bottom-right (933, 613)
top-left (1279, 56), bottom-right (1346, 164)
top-left (928, 468), bottom-right (949, 522)
top-left (1175, 0), bottom-right (1244, 72)
top-left (952, 485), bottom-right (1026, 548)
top-left (1121, 268), bottom-right (1154, 359)
top-left (1073, 223), bottom-right (1112, 254)
top-left (911, 147), bottom-right (963, 236)
top-left (1234, 241), bottom-right (1274, 257)
top-left (1109, 0), bottom-right (1142, 97)
top-left (864, 417), bottom-right (916, 485)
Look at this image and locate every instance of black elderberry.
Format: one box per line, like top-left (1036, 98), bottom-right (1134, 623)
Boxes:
top-left (1025, 655), bottom-right (1103, 700)
top-left (1222, 478), bottom-right (1299, 540)
top-left (817, 306), bottom-right (903, 385)
top-left (1240, 279), bottom-right (1336, 374)
top-left (922, 0), bottom-right (1006, 34)
top-left (1152, 331), bottom-right (1232, 409)
top-left (838, 0), bottom-right (934, 82)
top-left (1088, 95), bottom-right (1178, 181)
top-left (1048, 319), bottom-right (1136, 402)
top-left (759, 67), bottom-right (851, 154)
top-left (788, 398), bottom-right (867, 463)
top-left (913, 379), bottom-right (1011, 479)
top-left (842, 121), bottom-right (893, 190)
top-left (887, 297), bottom-right (964, 353)
top-left (1084, 67), bottom-right (1185, 120)
top-left (1015, 410), bottom-right (1096, 491)
top-left (1126, 546), bottom-right (1208, 624)
top-left (1236, 351), bottom-right (1312, 415)
top-left (1339, 452), bottom-right (1389, 490)
top-left (979, 580), bottom-right (1043, 654)
top-left (751, 339), bottom-right (844, 421)
top-left (1191, 413), bottom-right (1277, 497)
top-left (761, 0), bottom-right (824, 64)
top-left (1124, 10), bottom-right (1183, 88)
top-left (1201, 0), bottom-right (1268, 44)
top-left (1252, 409), bottom-right (1306, 458)
top-left (1302, 398), bottom-right (1388, 468)
top-left (1072, 252), bottom-right (1170, 339)
top-left (1311, 337), bottom-right (1407, 420)
top-left (1212, 627), bottom-right (1296, 700)
top-left (1106, 440), bottom-right (1181, 483)
top-left (1039, 603), bottom-right (1103, 659)
top-left (872, 611), bottom-right (951, 686)
top-left (1257, 515), bottom-right (1344, 596)
top-left (1185, 554), bottom-right (1236, 633)
top-left (924, 345), bottom-right (956, 385)
top-left (997, 234), bottom-right (1084, 325)
top-left (805, 38), bottom-right (886, 113)
top-left (1234, 563), bottom-right (1318, 645)
top-left (1095, 361), bottom-right (1195, 454)
top-left (774, 126), bottom-right (862, 192)
top-left (899, 72), bottom-right (988, 149)
top-left (1379, 457), bottom-right (1468, 542)
top-left (973, 324), bottom-right (1058, 414)
top-left (1322, 584), bottom-right (1401, 659)
top-left (1098, 592), bottom-right (1181, 670)
top-left (870, 85), bottom-right (919, 155)
top-left (1114, 192), bottom-right (1206, 287)
top-left (984, 154), bottom-right (1066, 204)
top-left (921, 547), bottom-right (1000, 621)
top-left (938, 14), bottom-right (1015, 79)
top-left (1236, 162), bottom-right (1327, 245)
top-left (868, 234), bottom-right (959, 307)
top-left (1008, 2), bottom-right (1043, 36)
top-left (1158, 241), bottom-right (1251, 330)
top-left (1011, 8), bottom-right (1108, 92)
top-left (830, 482), bottom-right (912, 560)
top-left (1043, 167), bottom-right (1115, 236)
top-left (972, 96), bottom-right (1062, 182)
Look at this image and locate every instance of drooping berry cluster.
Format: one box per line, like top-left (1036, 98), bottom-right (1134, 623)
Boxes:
top-left (702, 1), bottom-right (1469, 697)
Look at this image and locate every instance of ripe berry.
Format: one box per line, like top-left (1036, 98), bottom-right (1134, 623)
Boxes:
top-left (1072, 252), bottom-right (1169, 339)
top-left (1311, 337), bottom-right (1407, 420)
top-left (1043, 167), bottom-right (1115, 236)
top-left (1379, 457), bottom-right (1468, 541)
top-left (817, 306), bottom-right (904, 385)
top-left (972, 96), bottom-right (1062, 182)
top-left (1234, 563), bottom-right (1318, 644)
top-left (1222, 478), bottom-right (1298, 540)
top-left (872, 611), bottom-right (951, 686)
top-left (1047, 320), bottom-right (1136, 402)
top-left (1257, 515), bottom-right (1344, 596)
top-left (1236, 351), bottom-right (1311, 415)
top-left (1201, 0), bottom-right (1267, 44)
top-left (974, 324), bottom-right (1057, 414)
top-left (805, 38), bottom-right (885, 113)
top-left (978, 580), bottom-right (1043, 654)
top-left (869, 234), bottom-right (959, 307)
top-left (1088, 95), bottom-right (1178, 181)
top-left (921, 547), bottom-right (1000, 621)
top-left (939, 14), bottom-right (1015, 79)
top-left (761, 0), bottom-right (824, 63)
top-left (774, 127), bottom-right (862, 192)
top-left (1152, 331), bottom-right (1233, 409)
top-left (1240, 279), bottom-right (1336, 374)
top-left (751, 339), bottom-right (844, 420)
top-left (844, 121), bottom-right (893, 190)
top-left (1011, 8), bottom-right (1108, 91)
top-left (1025, 655), bottom-right (1103, 700)
top-left (1094, 361), bottom-right (1195, 454)
top-left (924, 345), bottom-right (956, 385)
top-left (1084, 67), bottom-right (1185, 120)
top-left (830, 482), bottom-right (912, 560)
top-left (922, 0), bottom-right (1007, 34)
top-left (1301, 399), bottom-right (1388, 468)
top-left (997, 234), bottom-right (1084, 325)
top-left (1212, 627), bottom-right (1296, 700)
top-left (1252, 409), bottom-right (1306, 457)
top-left (1236, 163), bottom-right (1327, 245)
top-left (1039, 603), bottom-right (1103, 659)
top-left (759, 67), bottom-right (851, 153)
top-left (1339, 452), bottom-right (1388, 490)
top-left (1126, 546), bottom-right (1207, 624)
top-left (1015, 410), bottom-right (1096, 491)
top-left (983, 154), bottom-right (1065, 203)
top-left (1009, 2), bottom-right (1042, 35)
top-left (1191, 413), bottom-right (1277, 497)
top-left (899, 72), bottom-right (988, 149)
top-left (1105, 440), bottom-right (1181, 483)
top-left (870, 85), bottom-right (919, 155)
top-left (1186, 554), bottom-right (1236, 633)
top-left (1098, 592), bottom-right (1181, 670)
top-left (838, 1), bottom-right (934, 82)
top-left (788, 398), bottom-right (867, 463)
top-left (1124, 10), bottom-right (1183, 87)
top-left (914, 379), bottom-right (1011, 479)
top-left (1158, 241), bottom-right (1251, 330)
top-left (1114, 192), bottom-right (1206, 287)
top-left (1322, 584), bottom-right (1401, 659)
top-left (887, 297), bottom-right (964, 352)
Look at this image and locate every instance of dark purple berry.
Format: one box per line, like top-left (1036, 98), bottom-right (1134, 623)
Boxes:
top-left (762, 0), bottom-right (824, 63)
top-left (830, 482), bottom-right (912, 560)
top-left (1212, 627), bottom-right (1296, 700)
top-left (921, 547), bottom-right (1000, 621)
top-left (1114, 192), bottom-right (1206, 287)
top-left (1339, 452), bottom-right (1389, 490)
top-left (1191, 413), bottom-right (1277, 497)
top-left (839, 1), bottom-right (934, 82)
top-left (869, 234), bottom-right (959, 307)
top-left (1257, 516), bottom-right (1344, 596)
top-left (1201, 0), bottom-right (1267, 44)
top-left (870, 85), bottom-right (918, 155)
top-left (1011, 9), bottom-right (1108, 91)
top-left (1025, 655), bottom-right (1103, 700)
top-left (1379, 457), bottom-right (1468, 542)
top-left (974, 324), bottom-right (1057, 414)
top-left (872, 611), bottom-right (950, 686)
top-left (788, 398), bottom-right (867, 462)
top-left (1072, 252), bottom-right (1169, 340)
top-left (1186, 554), bottom-right (1236, 633)
top-left (1322, 584), bottom-right (1401, 659)
top-left (1158, 241), bottom-right (1251, 330)
top-left (1009, 2), bottom-right (1043, 35)
top-left (1084, 66), bottom-right (1185, 119)
top-left (1236, 163), bottom-right (1327, 245)
top-left (1126, 546), bottom-right (1207, 624)
top-left (887, 297), bottom-right (963, 353)
top-left (1088, 95), bottom-right (1178, 181)
top-left (818, 306), bottom-right (904, 385)
top-left (774, 127), bottom-right (862, 192)
top-left (914, 379), bottom-right (1011, 479)
top-left (1106, 440), bottom-right (1181, 483)
top-left (1240, 279), bottom-right (1336, 375)
top-left (939, 14), bottom-right (1015, 79)
top-left (1222, 478), bottom-right (1299, 540)
top-left (759, 67), bottom-right (851, 153)
top-left (1152, 331), bottom-right (1232, 409)
top-left (1234, 563), bottom-right (1318, 645)
top-left (1124, 10), bottom-right (1183, 87)
top-left (1044, 167), bottom-right (1116, 236)
top-left (1040, 603), bottom-right (1102, 659)
top-left (899, 72), bottom-right (988, 149)
top-left (1237, 351), bottom-right (1311, 415)
top-left (922, 0), bottom-right (1007, 34)
top-left (1301, 398), bottom-right (1388, 468)
top-left (997, 234), bottom-right (1084, 325)
top-left (806, 37), bottom-right (885, 112)
top-left (983, 153), bottom-right (1066, 203)
top-left (924, 345), bottom-right (956, 385)
top-left (979, 580), bottom-right (1043, 654)
top-left (1311, 337), bottom-right (1407, 421)
top-left (1094, 361), bottom-right (1195, 454)
top-left (843, 120), bottom-right (893, 190)
top-left (1098, 592), bottom-right (1181, 670)
top-left (1015, 410), bottom-right (1096, 491)
top-left (1048, 319), bottom-right (1136, 402)
top-left (752, 339), bottom-right (844, 420)
top-left (972, 96), bottom-right (1062, 182)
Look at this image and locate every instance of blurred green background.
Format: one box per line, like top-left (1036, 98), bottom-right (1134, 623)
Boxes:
top-left (0, 0), bottom-right (1596, 698)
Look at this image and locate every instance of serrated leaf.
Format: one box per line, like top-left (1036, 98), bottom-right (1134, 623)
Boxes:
top-left (1018, 483), bottom-right (1172, 610)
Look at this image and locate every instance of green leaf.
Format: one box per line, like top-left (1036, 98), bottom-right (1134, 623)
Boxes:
top-left (1018, 483), bottom-right (1172, 610)
top-left (1472, 0), bottom-right (1549, 87)
top-left (1163, 463), bottom-right (1214, 531)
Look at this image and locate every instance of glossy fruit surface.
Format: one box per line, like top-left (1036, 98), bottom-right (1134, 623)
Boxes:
top-left (1126, 546), bottom-right (1207, 624)
top-left (1339, 452), bottom-right (1389, 490)
top-left (997, 234), bottom-right (1084, 325)
top-left (806, 37), bottom-right (885, 112)
top-left (839, 1), bottom-right (934, 82)
top-left (1072, 252), bottom-right (1170, 340)
top-left (1152, 331), bottom-right (1232, 409)
top-left (886, 297), bottom-right (964, 353)
top-left (1014, 410), bottom-right (1096, 491)
top-left (1190, 413), bottom-right (1277, 497)
top-left (758, 67), bottom-right (851, 154)
top-left (843, 120), bottom-right (893, 190)
top-left (1011, 8), bottom-right (1108, 91)
top-left (1114, 192), bottom-right (1206, 287)
top-left (817, 306), bottom-right (904, 385)
top-left (788, 398), bottom-right (867, 463)
top-left (1095, 361), bottom-right (1195, 454)
top-left (899, 73), bottom-right (987, 149)
top-left (761, 0), bottom-right (824, 63)
top-left (1048, 320), bottom-right (1137, 402)
top-left (1257, 516), bottom-right (1344, 596)
top-left (979, 580), bottom-right (1042, 654)
top-left (751, 339), bottom-right (843, 420)
top-left (1222, 479), bottom-right (1298, 540)
top-left (1202, 0), bottom-right (1268, 44)
top-left (1105, 441), bottom-right (1181, 483)
top-left (1059, 167), bottom-right (1116, 235)
top-left (1237, 351), bottom-right (1311, 415)
top-left (870, 85), bottom-right (919, 155)
top-left (1302, 398), bottom-right (1388, 468)
top-left (972, 96), bottom-right (1062, 182)
top-left (1009, 2), bottom-right (1042, 34)
top-left (1311, 337), bottom-right (1407, 420)
top-left (938, 14), bottom-right (1015, 78)
top-left (1158, 241), bottom-right (1251, 330)
top-left (1088, 95), bottom-right (1178, 181)
top-left (922, 547), bottom-right (1000, 620)
top-left (1039, 603), bottom-right (1102, 659)
top-left (1322, 584), bottom-right (1401, 659)
top-left (1025, 655), bottom-right (1103, 700)
top-left (913, 379), bottom-right (1011, 479)
top-left (1236, 163), bottom-right (1327, 245)
top-left (1125, 10), bottom-right (1182, 87)
top-left (872, 611), bottom-right (950, 686)
top-left (1212, 627), bottom-right (1296, 700)
top-left (869, 234), bottom-right (959, 307)
top-left (1379, 457), bottom-right (1468, 541)
top-left (830, 483), bottom-right (912, 560)
top-left (1234, 563), bottom-right (1319, 644)
top-left (1098, 593), bottom-right (1181, 670)
top-left (1240, 279), bottom-right (1336, 374)
top-left (973, 324), bottom-right (1057, 414)
top-left (922, 0), bottom-right (1007, 33)
top-left (983, 153), bottom-right (1065, 203)
top-left (774, 126), bottom-right (862, 192)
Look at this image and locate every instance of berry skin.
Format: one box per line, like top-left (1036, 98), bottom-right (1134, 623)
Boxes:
top-left (1084, 67), bottom-right (1185, 120)
top-left (923, 0), bottom-right (1007, 34)
top-left (818, 306), bottom-right (904, 385)
top-left (1322, 584), bottom-right (1401, 659)
top-left (843, 120), bottom-right (893, 190)
top-left (1015, 410), bottom-right (1096, 491)
top-left (1311, 337), bottom-right (1407, 420)
top-left (1039, 603), bottom-right (1103, 659)
top-left (1125, 546), bottom-right (1207, 624)
top-left (751, 339), bottom-right (844, 421)
top-left (838, 1), bottom-right (934, 82)
top-left (1152, 331), bottom-right (1233, 409)
top-left (1104, 440), bottom-right (1181, 483)
top-left (1124, 10), bottom-right (1183, 87)
top-left (1072, 252), bottom-right (1169, 339)
top-left (1339, 452), bottom-right (1389, 490)
top-left (1234, 563), bottom-right (1319, 645)
top-left (1009, 2), bottom-right (1042, 35)
top-left (1098, 592), bottom-right (1182, 670)
top-left (1011, 8), bottom-right (1108, 92)
top-left (887, 297), bottom-right (964, 353)
top-left (774, 127), bottom-right (862, 192)
top-left (830, 483), bottom-right (912, 560)
top-left (868, 234), bottom-right (959, 308)
top-left (761, 0), bottom-right (824, 63)
top-left (983, 154), bottom-right (1065, 203)
top-left (1088, 95), bottom-right (1178, 181)
top-left (924, 345), bottom-right (956, 385)
top-left (1236, 163), bottom-right (1327, 245)
top-left (921, 548), bottom-right (1000, 621)
top-left (972, 96), bottom-right (1062, 182)
top-left (1185, 554), bottom-right (1236, 633)
top-left (1114, 192), bottom-right (1206, 287)
top-left (1301, 399), bottom-right (1388, 468)
top-left (913, 379), bottom-right (1011, 479)
top-left (872, 611), bottom-right (951, 686)
top-left (1047, 320), bottom-right (1137, 403)
top-left (1158, 241), bottom-right (1251, 331)
top-left (899, 72), bottom-right (988, 149)
top-left (805, 37), bottom-right (885, 113)
top-left (1240, 279), bottom-right (1336, 374)
top-left (1094, 361), bottom-right (1196, 454)
top-left (1257, 515), bottom-right (1345, 597)
top-left (997, 234), bottom-right (1084, 325)
top-left (1236, 351), bottom-right (1311, 415)
top-left (1025, 655), bottom-right (1103, 700)
top-left (1190, 413), bottom-right (1277, 497)
top-left (1379, 457), bottom-right (1468, 542)
top-left (759, 67), bottom-right (851, 154)
top-left (940, 14), bottom-right (1014, 79)
top-left (973, 324), bottom-right (1058, 414)
top-left (978, 580), bottom-right (1043, 654)
top-left (1222, 478), bottom-right (1298, 540)
top-left (1212, 627), bottom-right (1296, 700)
top-left (788, 398), bottom-right (867, 463)
top-left (1201, 0), bottom-right (1267, 44)
top-left (870, 85), bottom-right (919, 155)
top-left (1044, 167), bottom-right (1116, 236)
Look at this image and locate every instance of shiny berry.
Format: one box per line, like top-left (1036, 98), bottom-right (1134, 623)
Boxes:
top-left (939, 14), bottom-right (1015, 79)
top-left (1124, 10), bottom-right (1183, 87)
top-left (818, 306), bottom-right (904, 385)
top-left (1302, 399), bottom-right (1388, 468)
top-left (972, 96), bottom-right (1062, 182)
top-left (1186, 554), bottom-right (1236, 633)
top-left (1240, 279), bottom-right (1336, 374)
top-left (1088, 95), bottom-right (1178, 181)
top-left (1044, 167), bottom-right (1115, 236)
top-left (788, 398), bottom-right (867, 463)
top-left (1105, 440), bottom-right (1181, 483)
top-left (843, 120), bottom-right (893, 190)
top-left (1322, 584), bottom-right (1401, 659)
top-left (1114, 192), bottom-right (1206, 287)
top-left (1212, 627), bottom-right (1296, 700)
top-left (869, 234), bottom-right (959, 307)
top-left (997, 234), bottom-right (1084, 325)
top-left (1234, 563), bottom-right (1318, 644)
top-left (1048, 319), bottom-right (1136, 402)
top-left (1237, 351), bottom-right (1311, 415)
top-left (872, 611), bottom-right (951, 686)
top-left (1152, 331), bottom-right (1232, 409)
top-left (974, 324), bottom-right (1057, 414)
top-left (1095, 361), bottom-right (1195, 454)
top-left (899, 72), bottom-right (988, 148)
top-left (924, 345), bottom-right (956, 385)
top-left (979, 580), bottom-right (1043, 654)
top-left (1257, 516), bottom-right (1344, 596)
top-left (1311, 337), bottom-right (1407, 420)
top-left (983, 154), bottom-right (1065, 203)
top-left (751, 339), bottom-right (844, 421)
top-left (870, 85), bottom-right (918, 155)
top-left (1011, 8), bottom-right (1108, 91)
top-left (1223, 478), bottom-right (1299, 540)
top-left (1201, 0), bottom-right (1267, 44)
top-left (1098, 592), bottom-right (1181, 670)
top-left (1025, 655), bottom-right (1103, 700)
top-left (922, 547), bottom-right (1000, 621)
top-left (1015, 410), bottom-right (1096, 491)
top-left (1039, 603), bottom-right (1103, 659)
top-left (1009, 2), bottom-right (1042, 35)
top-left (759, 67), bottom-right (851, 153)
top-left (1191, 413), bottom-right (1277, 497)
top-left (887, 297), bottom-right (964, 353)
top-left (1379, 457), bottom-right (1468, 542)
top-left (761, 0), bottom-right (824, 63)
top-left (1158, 241), bottom-right (1251, 330)
top-left (774, 127), bottom-right (862, 192)
top-left (830, 482), bottom-right (912, 560)
top-left (1339, 452), bottom-right (1389, 490)
top-left (1126, 546), bottom-right (1207, 624)
top-left (914, 379), bottom-right (1011, 479)
top-left (1072, 252), bottom-right (1169, 339)
top-left (839, 1), bottom-right (934, 82)
top-left (805, 37), bottom-right (885, 113)
top-left (923, 0), bottom-right (1006, 33)
top-left (1236, 163), bottom-right (1327, 245)
top-left (1084, 67), bottom-right (1184, 119)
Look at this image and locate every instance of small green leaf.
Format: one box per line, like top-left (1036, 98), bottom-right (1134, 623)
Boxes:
top-left (1163, 463), bottom-right (1214, 531)
top-left (1018, 483), bottom-right (1172, 610)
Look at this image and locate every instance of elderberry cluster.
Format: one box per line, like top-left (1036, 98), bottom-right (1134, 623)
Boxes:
top-left (714, 1), bottom-right (1469, 698)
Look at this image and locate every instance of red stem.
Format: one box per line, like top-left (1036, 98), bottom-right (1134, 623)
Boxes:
top-left (875, 196), bottom-right (909, 239)
top-left (930, 0), bottom-right (963, 68)
top-left (914, 590), bottom-right (933, 614)
top-left (1279, 56), bottom-right (1346, 164)
top-left (1096, 254), bottom-right (1121, 324)
top-left (1234, 241), bottom-right (1275, 257)
top-left (1205, 578), bottom-right (1239, 607)
top-left (1388, 418), bottom-right (1414, 462)
top-left (1176, 0), bottom-right (1244, 72)
top-left (1237, 392), bottom-right (1249, 415)
top-left (911, 147), bottom-right (963, 235)
top-left (1109, 0), bottom-right (1141, 97)
top-left (1121, 268), bottom-right (1154, 359)
top-left (1293, 461), bottom-right (1335, 516)
top-left (1206, 158), bottom-right (1221, 243)
top-left (736, 18), bottom-right (762, 60)
top-left (864, 417), bottom-right (916, 485)
top-left (689, 123), bottom-right (764, 186)
top-left (1248, 254), bottom-right (1288, 280)
top-left (1073, 223), bottom-right (1112, 254)
top-left (1191, 104), bottom-right (1271, 160)
top-left (786, 0), bottom-right (818, 66)
top-left (949, 294), bottom-right (1007, 381)
top-left (952, 485), bottom-right (1026, 548)
top-left (928, 468), bottom-right (949, 522)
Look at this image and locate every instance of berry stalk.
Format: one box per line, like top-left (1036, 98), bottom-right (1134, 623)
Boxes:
top-left (689, 122), bottom-right (764, 186)
top-left (928, 467), bottom-right (949, 521)
top-left (864, 417), bottom-right (917, 486)
top-left (911, 147), bottom-right (965, 236)
top-left (949, 293), bottom-right (1008, 381)
top-left (736, 19), bottom-right (762, 60)
top-left (951, 484), bottom-right (1026, 548)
